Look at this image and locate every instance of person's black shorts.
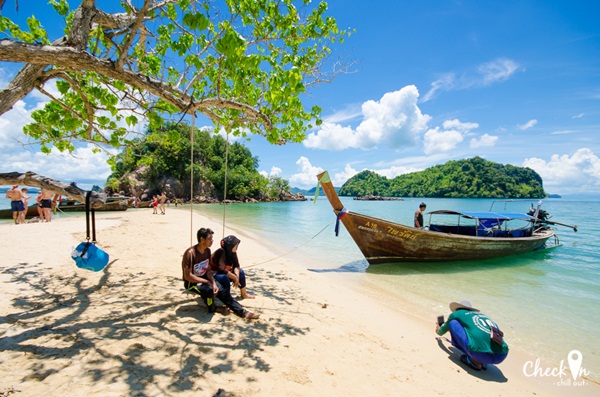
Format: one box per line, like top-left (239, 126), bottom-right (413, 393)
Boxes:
top-left (41, 199), bottom-right (52, 208)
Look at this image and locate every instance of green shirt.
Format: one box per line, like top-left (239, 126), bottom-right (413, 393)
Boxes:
top-left (437, 310), bottom-right (509, 354)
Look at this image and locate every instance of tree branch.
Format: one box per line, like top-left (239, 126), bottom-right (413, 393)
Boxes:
top-left (0, 39), bottom-right (273, 130)
top-left (116, 0), bottom-right (152, 70)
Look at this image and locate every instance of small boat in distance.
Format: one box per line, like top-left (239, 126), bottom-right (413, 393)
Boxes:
top-left (57, 198), bottom-right (130, 212)
top-left (316, 171), bottom-right (573, 265)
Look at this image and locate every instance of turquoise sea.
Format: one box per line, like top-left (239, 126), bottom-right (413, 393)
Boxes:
top-left (2, 190), bottom-right (599, 380)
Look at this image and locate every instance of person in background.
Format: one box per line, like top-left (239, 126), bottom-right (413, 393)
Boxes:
top-left (436, 300), bottom-right (509, 371)
top-left (40, 188), bottom-right (54, 222)
top-left (5, 185), bottom-right (25, 224)
top-left (212, 235), bottom-right (255, 300)
top-left (181, 228), bottom-right (260, 319)
top-left (158, 192), bottom-right (167, 215)
top-left (152, 195), bottom-right (158, 214)
top-left (20, 187), bottom-right (30, 224)
top-left (36, 190), bottom-right (45, 221)
top-left (414, 202), bottom-right (427, 229)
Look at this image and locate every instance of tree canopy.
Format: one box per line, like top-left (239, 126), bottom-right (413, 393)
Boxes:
top-left (0, 0), bottom-right (351, 154)
top-left (339, 157), bottom-right (547, 198)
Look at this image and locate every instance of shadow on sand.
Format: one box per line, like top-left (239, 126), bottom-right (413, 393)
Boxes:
top-left (436, 337), bottom-right (508, 383)
top-left (0, 260), bottom-right (308, 395)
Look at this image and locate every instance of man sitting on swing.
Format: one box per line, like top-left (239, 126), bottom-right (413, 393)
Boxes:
top-left (181, 227), bottom-right (260, 320)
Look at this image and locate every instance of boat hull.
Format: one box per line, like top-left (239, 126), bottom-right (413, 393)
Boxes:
top-left (317, 171), bottom-right (554, 264)
top-left (58, 201), bottom-right (128, 212)
top-left (0, 204), bottom-right (39, 219)
top-left (340, 211), bottom-right (553, 264)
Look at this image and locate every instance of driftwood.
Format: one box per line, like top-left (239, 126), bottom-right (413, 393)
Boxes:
top-left (0, 171), bottom-right (106, 207)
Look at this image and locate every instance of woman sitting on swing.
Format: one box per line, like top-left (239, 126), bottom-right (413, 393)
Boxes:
top-left (211, 235), bottom-right (255, 299)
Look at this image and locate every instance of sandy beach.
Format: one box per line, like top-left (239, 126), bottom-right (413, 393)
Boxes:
top-left (0, 207), bottom-right (597, 397)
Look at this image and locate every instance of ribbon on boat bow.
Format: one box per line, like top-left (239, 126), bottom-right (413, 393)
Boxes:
top-left (335, 207), bottom-right (349, 236)
top-left (313, 171), bottom-right (331, 204)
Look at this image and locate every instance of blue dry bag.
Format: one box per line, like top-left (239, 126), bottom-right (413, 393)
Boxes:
top-left (72, 242), bottom-right (109, 272)
top-left (71, 190), bottom-right (110, 272)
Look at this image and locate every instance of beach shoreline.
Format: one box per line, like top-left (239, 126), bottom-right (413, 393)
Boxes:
top-left (0, 207), bottom-right (597, 396)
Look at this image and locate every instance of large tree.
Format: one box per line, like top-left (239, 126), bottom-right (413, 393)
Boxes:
top-left (0, 0), bottom-right (351, 154)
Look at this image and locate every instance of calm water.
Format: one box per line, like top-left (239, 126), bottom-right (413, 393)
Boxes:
top-left (196, 195), bottom-right (600, 380)
top-left (2, 190), bottom-right (599, 379)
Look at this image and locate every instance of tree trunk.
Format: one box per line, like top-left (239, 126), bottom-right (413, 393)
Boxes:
top-left (0, 171), bottom-right (106, 207)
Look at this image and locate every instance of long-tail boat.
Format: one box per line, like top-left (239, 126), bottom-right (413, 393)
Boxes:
top-left (316, 171), bottom-right (569, 264)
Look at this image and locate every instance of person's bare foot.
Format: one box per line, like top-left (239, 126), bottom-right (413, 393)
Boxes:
top-left (241, 294), bottom-right (256, 299)
top-left (244, 311), bottom-right (260, 319)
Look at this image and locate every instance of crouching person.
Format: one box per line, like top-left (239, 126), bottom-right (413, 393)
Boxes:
top-left (181, 227), bottom-right (259, 319)
top-left (436, 300), bottom-right (508, 371)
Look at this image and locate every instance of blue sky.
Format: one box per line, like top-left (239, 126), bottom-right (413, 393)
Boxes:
top-left (1, 1), bottom-right (599, 194)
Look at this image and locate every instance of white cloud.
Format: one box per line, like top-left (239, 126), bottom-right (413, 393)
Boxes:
top-left (0, 77), bottom-right (117, 188)
top-left (572, 113), bottom-right (585, 119)
top-left (549, 130), bottom-right (577, 135)
top-left (261, 166), bottom-right (282, 178)
top-left (322, 104), bottom-right (363, 124)
top-left (372, 165), bottom-right (421, 179)
top-left (303, 122), bottom-right (357, 151)
top-left (523, 148), bottom-right (600, 193)
top-left (423, 127), bottom-right (464, 154)
top-left (478, 58), bottom-right (520, 85)
top-left (422, 118), bottom-right (479, 154)
top-left (443, 119), bottom-right (479, 131)
top-left (289, 156), bottom-right (324, 188)
top-left (422, 58), bottom-right (520, 102)
top-left (3, 145), bottom-right (114, 188)
top-left (304, 85), bottom-right (431, 151)
top-left (470, 133), bottom-right (498, 148)
top-left (333, 164), bottom-right (359, 186)
top-left (517, 119), bottom-right (538, 130)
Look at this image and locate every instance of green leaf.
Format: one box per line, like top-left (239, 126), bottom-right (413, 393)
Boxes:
top-left (216, 29), bottom-right (246, 57)
top-left (56, 80), bottom-right (71, 94)
top-left (48, 0), bottom-right (69, 16)
top-left (183, 12), bottom-right (209, 31)
top-left (126, 115), bottom-right (138, 127)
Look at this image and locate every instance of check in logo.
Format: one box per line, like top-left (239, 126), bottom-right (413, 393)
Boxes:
top-left (523, 350), bottom-right (590, 386)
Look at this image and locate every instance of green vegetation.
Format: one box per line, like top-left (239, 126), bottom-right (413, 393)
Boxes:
top-left (106, 122), bottom-right (291, 201)
top-left (1, 1), bottom-right (351, 154)
top-left (339, 157), bottom-right (546, 198)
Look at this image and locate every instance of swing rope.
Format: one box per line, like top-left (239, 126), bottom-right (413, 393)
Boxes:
top-left (189, 108), bottom-right (195, 247)
top-left (185, 115), bottom-right (324, 266)
top-left (221, 129), bottom-right (230, 239)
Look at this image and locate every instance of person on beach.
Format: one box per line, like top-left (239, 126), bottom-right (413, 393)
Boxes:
top-left (181, 228), bottom-right (260, 319)
top-left (152, 195), bottom-right (158, 214)
top-left (436, 300), bottom-right (509, 371)
top-left (36, 190), bottom-right (45, 220)
top-left (20, 188), bottom-right (30, 224)
top-left (5, 185), bottom-right (25, 224)
top-left (40, 188), bottom-right (54, 222)
top-left (414, 202), bottom-right (427, 229)
top-left (211, 235), bottom-right (255, 300)
top-left (158, 192), bottom-right (167, 215)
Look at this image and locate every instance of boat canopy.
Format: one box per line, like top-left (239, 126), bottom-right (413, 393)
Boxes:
top-left (428, 210), bottom-right (536, 230)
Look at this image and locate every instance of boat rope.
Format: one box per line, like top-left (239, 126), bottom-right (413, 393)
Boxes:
top-left (244, 221), bottom-right (332, 268)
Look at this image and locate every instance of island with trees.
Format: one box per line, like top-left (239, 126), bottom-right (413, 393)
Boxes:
top-left (339, 157), bottom-right (547, 198)
top-left (105, 122), bottom-right (303, 202)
